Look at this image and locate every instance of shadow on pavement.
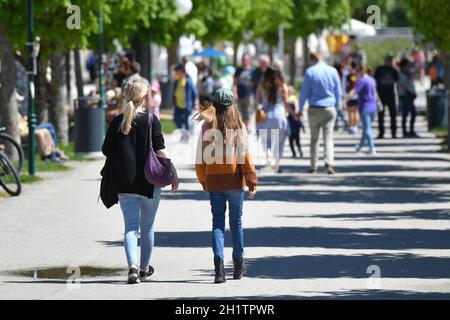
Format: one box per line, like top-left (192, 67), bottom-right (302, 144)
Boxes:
top-left (179, 291), bottom-right (450, 300)
top-left (237, 253), bottom-right (450, 279)
top-left (277, 208), bottom-right (450, 221)
top-left (99, 226), bottom-right (450, 250)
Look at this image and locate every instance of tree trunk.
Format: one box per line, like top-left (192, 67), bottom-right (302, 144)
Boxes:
top-left (268, 46), bottom-right (274, 63)
top-left (287, 37), bottom-right (297, 85)
top-left (74, 46), bottom-right (84, 97)
top-left (0, 26), bottom-right (20, 159)
top-left (49, 51), bottom-right (68, 145)
top-left (36, 56), bottom-right (49, 124)
top-left (65, 50), bottom-right (72, 105)
top-left (167, 44), bottom-right (179, 74)
top-left (443, 52), bottom-right (450, 152)
top-left (302, 37), bottom-right (309, 76)
top-left (233, 40), bottom-right (240, 67)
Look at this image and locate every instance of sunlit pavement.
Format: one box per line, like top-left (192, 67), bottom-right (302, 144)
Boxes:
top-left (1, 82), bottom-right (450, 299)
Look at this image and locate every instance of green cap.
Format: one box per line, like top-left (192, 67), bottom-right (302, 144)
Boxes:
top-left (213, 88), bottom-right (234, 107)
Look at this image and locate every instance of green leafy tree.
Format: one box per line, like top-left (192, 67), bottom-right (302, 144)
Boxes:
top-left (286, 0), bottom-right (351, 83)
top-left (405, 0), bottom-right (450, 149)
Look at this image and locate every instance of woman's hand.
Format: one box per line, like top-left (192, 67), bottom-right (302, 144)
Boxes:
top-left (248, 188), bottom-right (257, 200)
top-left (170, 164), bottom-right (179, 192)
top-left (171, 174), bottom-right (179, 192)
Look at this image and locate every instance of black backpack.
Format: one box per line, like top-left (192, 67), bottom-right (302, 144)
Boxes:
top-left (99, 156), bottom-right (118, 209)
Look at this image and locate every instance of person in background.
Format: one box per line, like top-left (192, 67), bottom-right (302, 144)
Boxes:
top-left (287, 86), bottom-right (304, 158)
top-left (148, 82), bottom-right (161, 118)
top-left (427, 54), bottom-right (444, 88)
top-left (344, 60), bottom-right (359, 134)
top-left (347, 64), bottom-right (378, 155)
top-left (86, 53), bottom-right (98, 82)
top-left (333, 61), bottom-right (349, 131)
top-left (197, 64), bottom-right (215, 106)
top-left (251, 55), bottom-right (271, 97)
top-left (114, 55), bottom-right (132, 89)
top-left (123, 62), bottom-right (150, 88)
top-left (298, 52), bottom-right (341, 175)
top-left (173, 64), bottom-right (200, 134)
top-left (398, 57), bottom-right (419, 138)
top-left (257, 67), bottom-right (292, 174)
top-left (233, 53), bottom-right (254, 129)
top-left (374, 53), bottom-right (399, 139)
top-left (195, 88), bottom-right (258, 284)
top-left (218, 65), bottom-right (235, 90)
top-left (182, 56), bottom-right (198, 86)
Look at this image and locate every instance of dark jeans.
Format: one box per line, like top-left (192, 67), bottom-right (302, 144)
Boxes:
top-left (377, 96), bottom-right (397, 137)
top-left (209, 190), bottom-right (245, 262)
top-left (289, 133), bottom-right (303, 157)
top-left (173, 107), bottom-right (191, 131)
top-left (400, 95), bottom-right (417, 135)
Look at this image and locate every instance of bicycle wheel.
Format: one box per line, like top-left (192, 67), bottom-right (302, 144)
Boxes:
top-left (0, 133), bottom-right (24, 173)
top-left (0, 153), bottom-right (22, 196)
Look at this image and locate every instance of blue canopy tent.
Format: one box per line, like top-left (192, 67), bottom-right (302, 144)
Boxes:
top-left (193, 47), bottom-right (225, 58)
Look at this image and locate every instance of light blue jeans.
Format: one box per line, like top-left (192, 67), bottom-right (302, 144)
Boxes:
top-left (359, 111), bottom-right (376, 149)
top-left (209, 190), bottom-right (245, 262)
top-left (118, 188), bottom-right (161, 269)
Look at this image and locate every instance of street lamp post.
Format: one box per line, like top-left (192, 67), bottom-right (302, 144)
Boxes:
top-left (27, 0), bottom-right (38, 175)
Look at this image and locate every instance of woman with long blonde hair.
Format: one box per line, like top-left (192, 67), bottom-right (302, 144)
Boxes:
top-left (195, 88), bottom-right (258, 283)
top-left (102, 79), bottom-right (179, 284)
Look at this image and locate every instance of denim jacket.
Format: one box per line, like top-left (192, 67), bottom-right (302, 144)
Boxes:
top-left (173, 76), bottom-right (199, 112)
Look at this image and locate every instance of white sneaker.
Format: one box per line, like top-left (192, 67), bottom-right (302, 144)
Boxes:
top-left (367, 148), bottom-right (377, 155)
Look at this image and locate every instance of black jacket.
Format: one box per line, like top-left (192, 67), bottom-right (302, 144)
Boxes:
top-left (102, 111), bottom-right (165, 198)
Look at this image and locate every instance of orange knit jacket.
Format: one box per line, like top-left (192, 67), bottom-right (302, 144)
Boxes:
top-left (195, 125), bottom-right (258, 192)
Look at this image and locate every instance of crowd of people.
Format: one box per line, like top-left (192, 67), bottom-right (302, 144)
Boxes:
top-left (99, 43), bottom-right (434, 176)
top-left (99, 41), bottom-right (444, 285)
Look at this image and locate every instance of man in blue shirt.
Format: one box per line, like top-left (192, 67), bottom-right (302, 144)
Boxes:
top-left (299, 52), bottom-right (342, 174)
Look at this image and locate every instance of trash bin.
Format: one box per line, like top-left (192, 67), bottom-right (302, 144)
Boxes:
top-left (158, 74), bottom-right (173, 110)
top-left (426, 88), bottom-right (448, 130)
top-left (74, 97), bottom-right (105, 157)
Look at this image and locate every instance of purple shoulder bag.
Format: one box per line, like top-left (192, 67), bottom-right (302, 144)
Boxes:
top-left (144, 113), bottom-right (173, 188)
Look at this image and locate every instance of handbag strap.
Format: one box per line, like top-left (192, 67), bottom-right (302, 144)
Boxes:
top-left (148, 112), bottom-right (154, 148)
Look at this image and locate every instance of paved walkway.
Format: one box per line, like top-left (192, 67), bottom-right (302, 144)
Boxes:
top-left (1, 86), bottom-right (450, 299)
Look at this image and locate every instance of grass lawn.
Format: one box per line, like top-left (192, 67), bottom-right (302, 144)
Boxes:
top-left (160, 117), bottom-right (177, 134)
top-left (432, 127), bottom-right (448, 152)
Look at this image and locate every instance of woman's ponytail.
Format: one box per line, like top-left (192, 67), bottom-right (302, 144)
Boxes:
top-left (119, 100), bottom-right (136, 134)
top-left (119, 79), bottom-right (149, 135)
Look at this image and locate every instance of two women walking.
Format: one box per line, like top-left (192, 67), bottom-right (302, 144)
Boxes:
top-left (101, 80), bottom-right (257, 284)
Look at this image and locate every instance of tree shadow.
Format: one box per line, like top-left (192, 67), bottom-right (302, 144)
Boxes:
top-left (258, 174), bottom-right (450, 188)
top-left (99, 226), bottom-right (450, 250)
top-left (221, 253), bottom-right (450, 279)
top-left (277, 208), bottom-right (450, 221)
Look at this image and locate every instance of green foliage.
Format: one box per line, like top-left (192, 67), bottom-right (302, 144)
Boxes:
top-left (405, 0), bottom-right (450, 51)
top-left (288, 0), bottom-right (351, 37)
top-left (359, 38), bottom-right (412, 69)
top-left (242, 0), bottom-right (293, 46)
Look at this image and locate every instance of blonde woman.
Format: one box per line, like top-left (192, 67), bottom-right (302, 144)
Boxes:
top-left (102, 79), bottom-right (179, 284)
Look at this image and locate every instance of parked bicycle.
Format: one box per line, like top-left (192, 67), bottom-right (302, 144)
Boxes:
top-left (0, 127), bottom-right (24, 173)
top-left (0, 127), bottom-right (23, 196)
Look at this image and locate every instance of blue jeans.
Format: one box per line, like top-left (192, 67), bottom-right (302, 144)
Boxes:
top-left (209, 190), bottom-right (245, 262)
top-left (118, 188), bottom-right (161, 269)
top-left (359, 112), bottom-right (376, 149)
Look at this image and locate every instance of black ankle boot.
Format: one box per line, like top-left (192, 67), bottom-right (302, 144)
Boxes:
top-left (233, 259), bottom-right (246, 280)
top-left (214, 258), bottom-right (226, 283)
